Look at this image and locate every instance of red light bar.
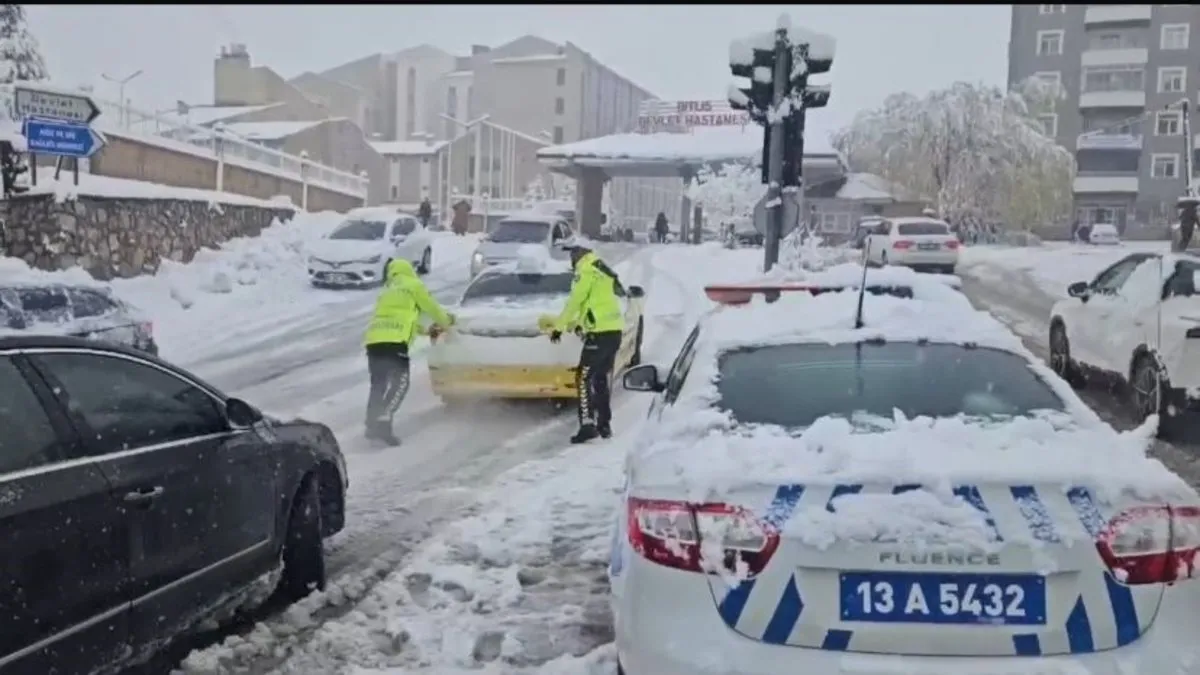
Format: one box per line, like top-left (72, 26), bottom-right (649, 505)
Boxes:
top-left (704, 284), bottom-right (846, 306)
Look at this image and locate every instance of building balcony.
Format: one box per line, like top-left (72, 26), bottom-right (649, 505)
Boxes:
top-left (1084, 5), bottom-right (1153, 25)
top-left (1076, 132), bottom-right (1142, 150)
top-left (1080, 47), bottom-right (1148, 68)
top-left (1073, 174), bottom-right (1140, 193)
top-left (1079, 90), bottom-right (1146, 109)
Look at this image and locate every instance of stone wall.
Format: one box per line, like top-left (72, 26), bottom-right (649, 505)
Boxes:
top-left (90, 133), bottom-right (364, 214)
top-left (0, 193), bottom-right (294, 280)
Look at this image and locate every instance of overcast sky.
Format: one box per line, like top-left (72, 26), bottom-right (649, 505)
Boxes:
top-left (27, 4), bottom-right (1010, 136)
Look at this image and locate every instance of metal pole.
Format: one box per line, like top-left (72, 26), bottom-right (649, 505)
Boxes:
top-left (1183, 100), bottom-right (1195, 198)
top-left (763, 29), bottom-right (790, 272)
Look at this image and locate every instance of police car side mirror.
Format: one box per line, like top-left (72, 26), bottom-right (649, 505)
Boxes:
top-left (627, 285), bottom-right (645, 299)
top-left (1067, 281), bottom-right (1090, 299)
top-left (623, 364), bottom-right (664, 393)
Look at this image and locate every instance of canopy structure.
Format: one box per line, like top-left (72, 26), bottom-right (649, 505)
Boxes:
top-left (537, 125), bottom-right (845, 235)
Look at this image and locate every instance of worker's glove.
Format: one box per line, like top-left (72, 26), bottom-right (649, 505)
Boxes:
top-left (537, 315), bottom-right (556, 332)
top-left (549, 330), bottom-right (563, 344)
top-left (573, 325), bottom-right (584, 338)
top-left (428, 324), bottom-right (445, 340)
top-left (445, 312), bottom-right (457, 326)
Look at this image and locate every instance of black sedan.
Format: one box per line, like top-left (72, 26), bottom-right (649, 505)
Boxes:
top-left (0, 336), bottom-right (348, 675)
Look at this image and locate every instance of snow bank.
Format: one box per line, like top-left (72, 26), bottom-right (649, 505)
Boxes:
top-left (24, 168), bottom-right (296, 209)
top-left (960, 242), bottom-right (1166, 300)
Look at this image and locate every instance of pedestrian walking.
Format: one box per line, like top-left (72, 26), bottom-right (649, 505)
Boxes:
top-left (362, 259), bottom-right (455, 445)
top-left (550, 245), bottom-right (626, 444)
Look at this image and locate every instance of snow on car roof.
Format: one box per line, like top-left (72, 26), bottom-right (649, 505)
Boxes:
top-left (497, 212), bottom-right (562, 224)
top-left (627, 262), bottom-right (1190, 514)
top-left (885, 216), bottom-right (951, 227)
top-left (343, 206), bottom-right (403, 222)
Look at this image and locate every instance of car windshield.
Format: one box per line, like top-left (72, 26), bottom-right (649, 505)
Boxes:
top-left (330, 220), bottom-right (387, 241)
top-left (461, 272), bottom-right (573, 304)
top-left (12, 287), bottom-right (71, 323)
top-left (716, 342), bottom-right (1065, 428)
top-left (897, 221), bottom-right (950, 236)
top-left (556, 210), bottom-right (575, 221)
top-left (488, 221), bottom-right (551, 243)
top-left (392, 219), bottom-right (415, 236)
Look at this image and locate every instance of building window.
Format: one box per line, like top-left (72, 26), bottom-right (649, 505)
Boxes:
top-left (1161, 24), bottom-right (1190, 51)
top-left (819, 213), bottom-right (851, 234)
top-left (555, 97), bottom-right (564, 115)
top-left (1038, 4), bottom-right (1065, 13)
top-left (467, 155), bottom-right (475, 176)
top-left (445, 86), bottom-right (458, 138)
top-left (466, 86), bottom-right (473, 117)
top-left (1152, 153), bottom-right (1179, 179)
top-left (1156, 111), bottom-right (1182, 136)
top-left (405, 67), bottom-right (417, 140)
top-left (390, 185), bottom-right (398, 200)
top-left (1034, 71), bottom-right (1061, 88)
top-left (552, 126), bottom-right (564, 144)
top-left (1037, 113), bottom-right (1058, 137)
top-left (556, 68), bottom-right (566, 86)
top-left (1082, 65), bottom-right (1144, 93)
top-left (1158, 67), bottom-right (1186, 93)
top-left (1087, 32), bottom-right (1135, 51)
top-left (1037, 30), bottom-right (1063, 56)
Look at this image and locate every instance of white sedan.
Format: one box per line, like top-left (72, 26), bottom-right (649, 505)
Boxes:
top-left (1088, 224), bottom-right (1121, 246)
top-left (428, 248), bottom-right (644, 402)
top-left (864, 217), bottom-right (960, 274)
top-left (306, 207), bottom-right (432, 288)
top-left (611, 267), bottom-right (1200, 675)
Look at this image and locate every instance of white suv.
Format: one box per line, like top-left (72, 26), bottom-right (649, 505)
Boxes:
top-left (864, 217), bottom-right (959, 274)
top-left (1049, 251), bottom-right (1200, 437)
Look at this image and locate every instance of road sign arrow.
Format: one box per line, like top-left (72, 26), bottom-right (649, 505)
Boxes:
top-left (22, 118), bottom-right (107, 158)
top-left (14, 85), bottom-right (102, 125)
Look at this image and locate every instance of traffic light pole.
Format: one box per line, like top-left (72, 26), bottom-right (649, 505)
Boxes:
top-left (763, 30), bottom-right (790, 272)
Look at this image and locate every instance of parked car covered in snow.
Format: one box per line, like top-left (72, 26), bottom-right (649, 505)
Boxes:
top-left (1088, 223), bottom-right (1121, 246)
top-left (0, 335), bottom-right (347, 675)
top-left (429, 246), bottom-right (645, 403)
top-left (1051, 251), bottom-right (1200, 438)
top-left (306, 207), bottom-right (432, 288)
top-left (0, 282), bottom-right (157, 355)
top-left (611, 266), bottom-right (1200, 674)
top-left (469, 214), bottom-right (576, 278)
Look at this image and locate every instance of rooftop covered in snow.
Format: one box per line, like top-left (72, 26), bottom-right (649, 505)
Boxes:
top-left (370, 139), bottom-right (449, 156)
top-left (537, 124), bottom-right (842, 179)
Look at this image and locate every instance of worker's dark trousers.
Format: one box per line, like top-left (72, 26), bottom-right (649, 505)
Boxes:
top-left (576, 330), bottom-right (623, 429)
top-left (365, 342), bottom-right (410, 430)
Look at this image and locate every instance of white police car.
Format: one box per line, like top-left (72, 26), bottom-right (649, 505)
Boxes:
top-left (610, 265), bottom-right (1200, 674)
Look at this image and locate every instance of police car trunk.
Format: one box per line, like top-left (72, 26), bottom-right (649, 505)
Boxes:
top-left (623, 277), bottom-right (1200, 661)
top-left (427, 248), bottom-right (640, 400)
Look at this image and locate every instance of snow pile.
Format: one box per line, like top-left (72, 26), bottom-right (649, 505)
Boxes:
top-left (22, 168), bottom-right (295, 209)
top-left (686, 161), bottom-right (763, 233)
top-left (773, 232), bottom-right (861, 273)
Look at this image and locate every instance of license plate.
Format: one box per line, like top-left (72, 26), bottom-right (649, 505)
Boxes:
top-left (839, 572), bottom-right (1046, 625)
top-left (918, 242), bottom-right (942, 250)
top-left (326, 273), bottom-right (350, 282)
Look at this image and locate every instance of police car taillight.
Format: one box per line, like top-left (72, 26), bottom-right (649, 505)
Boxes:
top-left (626, 497), bottom-right (779, 577)
top-left (1096, 505), bottom-right (1200, 584)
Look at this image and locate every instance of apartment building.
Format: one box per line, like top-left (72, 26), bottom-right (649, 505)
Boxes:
top-left (1009, 4), bottom-right (1199, 232)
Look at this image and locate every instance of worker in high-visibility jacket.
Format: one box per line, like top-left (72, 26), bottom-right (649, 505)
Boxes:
top-left (550, 245), bottom-right (625, 444)
top-left (363, 258), bottom-right (455, 445)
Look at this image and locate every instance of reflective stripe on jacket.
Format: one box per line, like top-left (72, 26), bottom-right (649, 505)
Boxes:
top-left (364, 258), bottom-right (453, 346)
top-left (555, 251), bottom-right (625, 334)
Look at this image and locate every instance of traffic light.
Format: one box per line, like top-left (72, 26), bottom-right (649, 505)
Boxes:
top-left (728, 37), bottom-right (778, 124)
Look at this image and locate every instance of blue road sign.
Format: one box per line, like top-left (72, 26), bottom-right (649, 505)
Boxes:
top-left (22, 117), bottom-right (105, 158)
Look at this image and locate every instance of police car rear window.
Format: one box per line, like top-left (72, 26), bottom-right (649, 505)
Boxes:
top-left (715, 342), bottom-right (1064, 428)
top-left (462, 272), bottom-right (573, 303)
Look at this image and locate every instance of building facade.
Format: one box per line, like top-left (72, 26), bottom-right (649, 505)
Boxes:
top-left (1009, 4), bottom-right (1200, 233)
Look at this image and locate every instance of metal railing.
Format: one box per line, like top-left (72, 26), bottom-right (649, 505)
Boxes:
top-left (0, 84), bottom-right (368, 201)
top-left (90, 97), bottom-right (368, 199)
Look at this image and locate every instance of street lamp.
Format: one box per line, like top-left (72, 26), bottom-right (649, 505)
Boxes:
top-left (102, 69), bottom-right (143, 129)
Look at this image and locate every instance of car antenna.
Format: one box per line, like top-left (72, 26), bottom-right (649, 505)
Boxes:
top-left (854, 239), bottom-right (870, 329)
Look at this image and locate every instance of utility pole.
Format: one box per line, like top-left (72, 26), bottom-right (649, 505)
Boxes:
top-left (1178, 99), bottom-right (1198, 251)
top-left (729, 17), bottom-right (836, 271)
top-left (102, 70), bottom-right (143, 129)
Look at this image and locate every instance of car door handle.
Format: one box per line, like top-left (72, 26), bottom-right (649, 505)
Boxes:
top-left (124, 486), bottom-right (164, 504)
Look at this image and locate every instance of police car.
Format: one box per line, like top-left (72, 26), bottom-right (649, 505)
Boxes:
top-left (610, 264), bottom-right (1200, 674)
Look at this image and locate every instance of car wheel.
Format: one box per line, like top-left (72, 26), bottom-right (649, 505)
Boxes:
top-left (1048, 322), bottom-right (1084, 389)
top-left (629, 317), bottom-right (644, 367)
top-left (1130, 354), bottom-right (1180, 438)
top-left (274, 474), bottom-right (326, 603)
top-left (417, 248), bottom-right (432, 275)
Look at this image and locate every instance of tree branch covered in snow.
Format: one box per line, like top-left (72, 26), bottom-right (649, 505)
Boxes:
top-left (831, 80), bottom-right (1074, 230)
top-left (0, 5), bottom-right (46, 84)
top-left (686, 161), bottom-right (765, 229)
